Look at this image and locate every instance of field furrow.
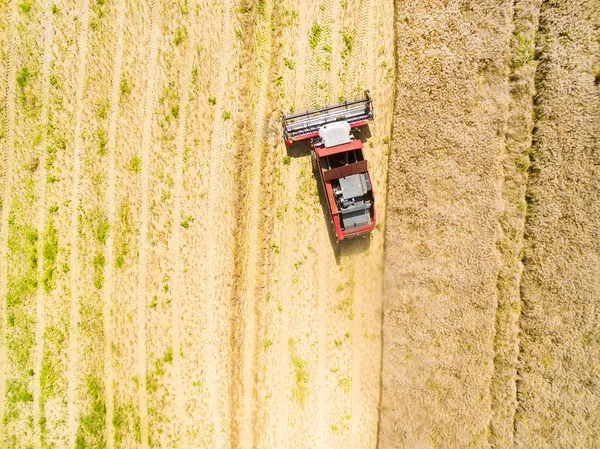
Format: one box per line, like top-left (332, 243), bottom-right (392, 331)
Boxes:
top-left (229, 0), bottom-right (280, 446)
top-left (136, 0), bottom-right (161, 446)
top-left (65, 0), bottom-right (90, 444)
top-left (489, 1), bottom-right (541, 446)
top-left (0, 0), bottom-right (14, 441)
top-left (3, 2), bottom-right (45, 446)
top-left (102, 1), bottom-right (126, 447)
top-left (32, 1), bottom-right (53, 445)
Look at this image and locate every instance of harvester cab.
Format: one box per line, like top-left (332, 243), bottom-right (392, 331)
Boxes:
top-left (282, 92), bottom-right (376, 241)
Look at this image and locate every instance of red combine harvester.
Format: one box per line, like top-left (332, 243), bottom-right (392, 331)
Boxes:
top-left (282, 92), bottom-right (375, 241)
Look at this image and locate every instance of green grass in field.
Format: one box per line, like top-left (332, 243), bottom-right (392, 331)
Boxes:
top-left (75, 376), bottom-right (106, 449)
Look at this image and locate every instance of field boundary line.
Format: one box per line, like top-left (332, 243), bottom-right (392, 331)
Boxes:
top-left (136, 0), bottom-right (160, 446)
top-left (0, 0), bottom-right (18, 439)
top-left (66, 0), bottom-right (90, 445)
top-left (33, 2), bottom-right (54, 445)
top-left (102, 0), bottom-right (126, 447)
top-left (170, 0), bottom-right (197, 441)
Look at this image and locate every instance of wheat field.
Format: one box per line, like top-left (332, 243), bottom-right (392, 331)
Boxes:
top-left (1, 0), bottom-right (598, 448)
top-left (381, 0), bottom-right (599, 448)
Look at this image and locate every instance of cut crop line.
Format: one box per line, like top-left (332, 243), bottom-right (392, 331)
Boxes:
top-left (171, 0), bottom-right (197, 441)
top-left (0, 0), bottom-right (17, 438)
top-left (66, 0), bottom-right (89, 446)
top-left (136, 0), bottom-right (160, 447)
top-left (204, 0), bottom-right (234, 445)
top-left (236, 1), bottom-right (275, 447)
top-left (102, 0), bottom-right (126, 447)
top-left (33, 2), bottom-right (54, 445)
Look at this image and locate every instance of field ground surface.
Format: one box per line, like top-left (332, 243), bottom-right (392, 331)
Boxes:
top-left (1, 0), bottom-right (598, 448)
top-left (0, 0), bottom-right (394, 447)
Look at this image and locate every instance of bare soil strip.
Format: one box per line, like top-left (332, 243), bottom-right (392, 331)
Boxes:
top-left (32, 2), bottom-right (53, 445)
top-left (137, 1), bottom-right (160, 446)
top-left (489, 1), bottom-right (540, 446)
top-left (66, 0), bottom-right (89, 445)
top-left (103, 1), bottom-right (126, 447)
top-left (0, 0), bottom-right (16, 440)
top-left (515, 1), bottom-right (600, 447)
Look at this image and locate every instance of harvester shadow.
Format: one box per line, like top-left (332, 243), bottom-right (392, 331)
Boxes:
top-left (314, 179), bottom-right (343, 264)
top-left (285, 138), bottom-right (312, 158)
top-left (353, 125), bottom-right (372, 143)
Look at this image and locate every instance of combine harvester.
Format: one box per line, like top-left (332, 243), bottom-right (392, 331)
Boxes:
top-left (282, 92), bottom-right (376, 241)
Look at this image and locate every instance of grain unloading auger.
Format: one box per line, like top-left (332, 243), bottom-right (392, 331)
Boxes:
top-left (281, 91), bottom-right (376, 241)
top-left (282, 91), bottom-right (374, 146)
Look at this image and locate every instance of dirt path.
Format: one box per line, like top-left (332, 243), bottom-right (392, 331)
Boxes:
top-left (66, 0), bottom-right (89, 445)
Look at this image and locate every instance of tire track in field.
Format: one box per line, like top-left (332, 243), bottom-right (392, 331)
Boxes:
top-left (33, 2), bottom-right (53, 445)
top-left (137, 1), bottom-right (160, 446)
top-left (66, 0), bottom-right (89, 445)
top-left (171, 0), bottom-right (197, 441)
top-left (103, 1), bottom-right (126, 446)
top-left (203, 0), bottom-right (235, 446)
top-left (306, 0), bottom-right (333, 109)
top-left (343, 0), bottom-right (370, 97)
top-left (232, 1), bottom-right (275, 446)
top-left (0, 0), bottom-right (17, 437)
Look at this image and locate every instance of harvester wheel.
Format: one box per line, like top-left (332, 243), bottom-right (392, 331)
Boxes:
top-left (311, 149), bottom-right (318, 173)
